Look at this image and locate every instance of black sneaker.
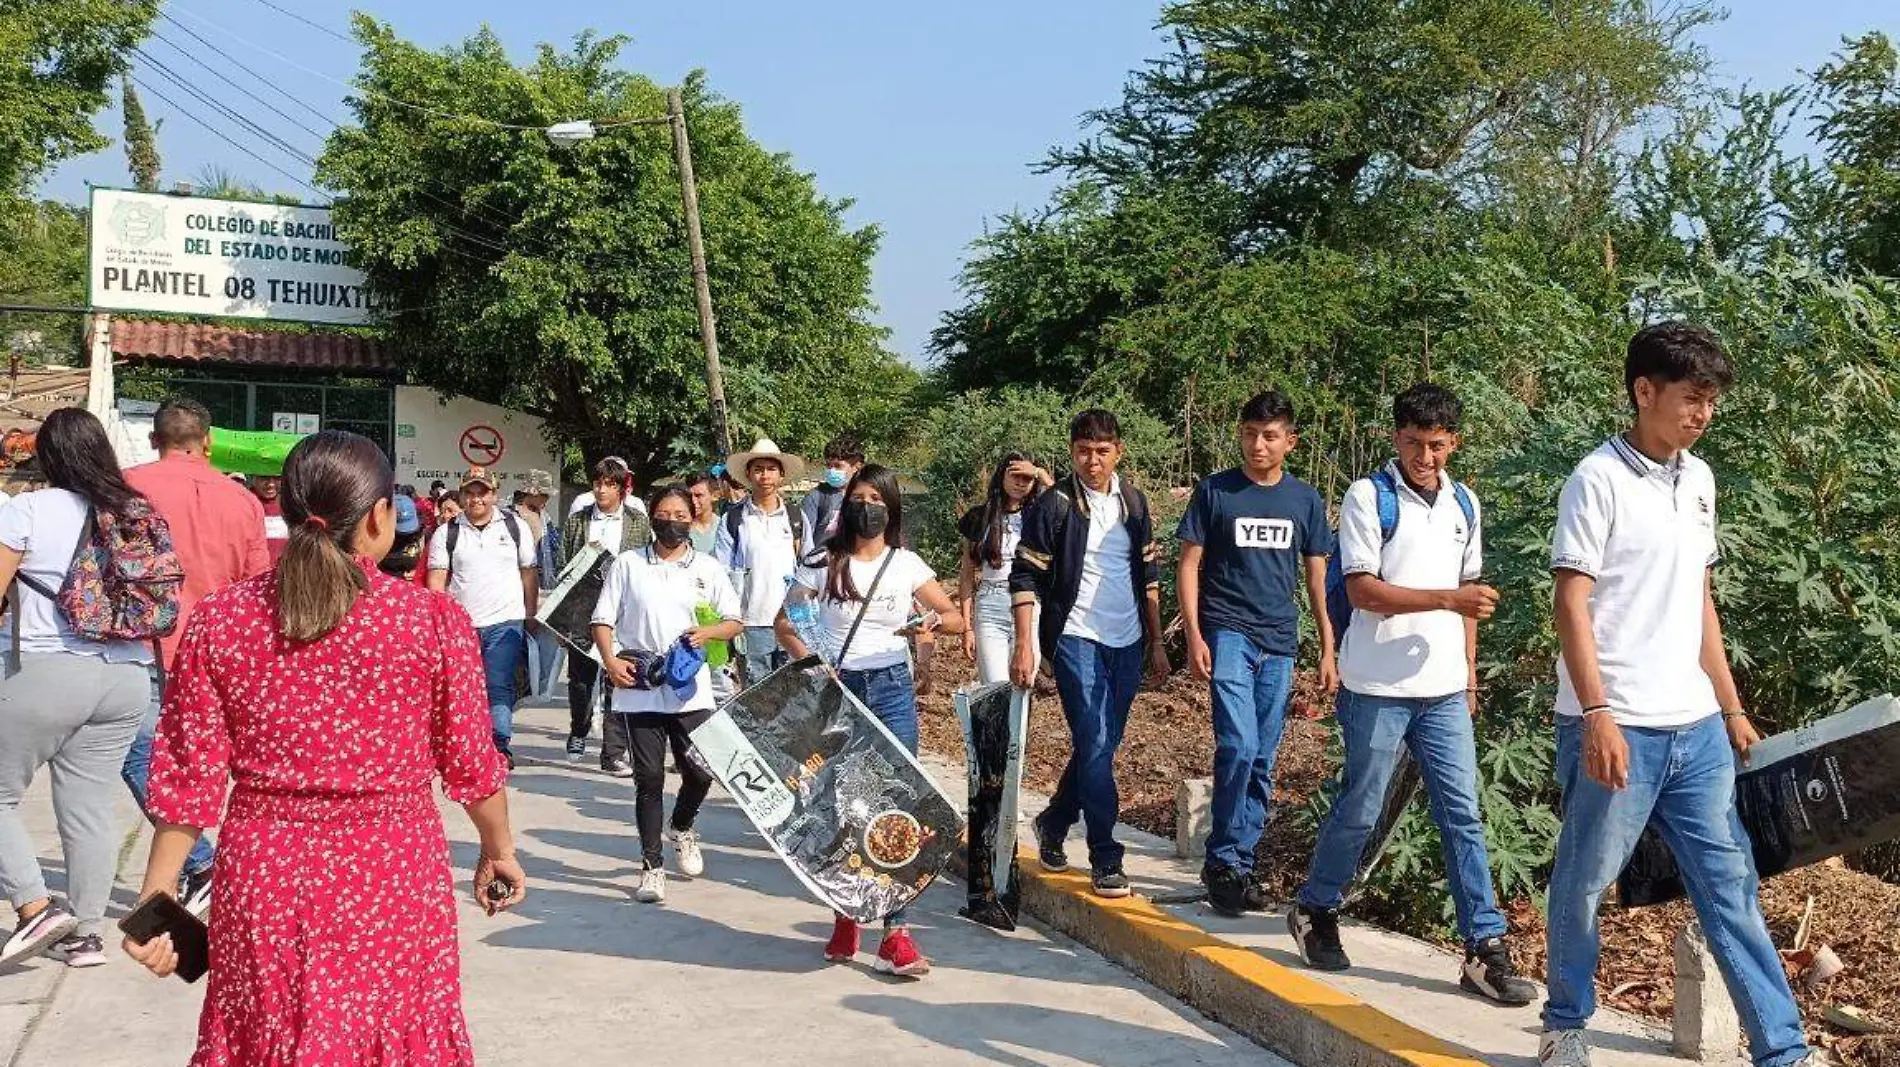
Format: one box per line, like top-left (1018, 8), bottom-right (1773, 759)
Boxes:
top-left (1202, 865), bottom-right (1249, 918)
top-left (45, 933), bottom-right (106, 969)
top-left (565, 736), bottom-right (586, 762)
top-left (180, 866), bottom-right (214, 921)
top-left (0, 899), bottom-right (77, 968)
top-left (1462, 936), bottom-right (1538, 1006)
top-left (603, 758), bottom-right (634, 779)
top-left (1287, 904), bottom-right (1350, 971)
top-left (1091, 868), bottom-right (1132, 899)
top-left (1243, 869), bottom-right (1271, 912)
top-left (1032, 814), bottom-right (1069, 873)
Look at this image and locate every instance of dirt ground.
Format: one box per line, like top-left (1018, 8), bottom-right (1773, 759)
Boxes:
top-left (913, 643), bottom-right (1900, 1066)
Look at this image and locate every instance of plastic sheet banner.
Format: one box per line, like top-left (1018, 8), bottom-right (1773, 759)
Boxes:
top-left (691, 658), bottom-right (963, 924)
top-left (954, 682), bottom-right (1029, 930)
top-left (208, 427), bottom-right (302, 476)
top-left (1618, 696), bottom-right (1900, 908)
top-left (534, 546), bottom-right (610, 663)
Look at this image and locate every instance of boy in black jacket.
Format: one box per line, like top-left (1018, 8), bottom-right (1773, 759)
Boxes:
top-left (1010, 409), bottom-right (1171, 897)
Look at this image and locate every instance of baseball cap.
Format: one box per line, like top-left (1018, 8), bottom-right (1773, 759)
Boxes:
top-left (522, 469), bottom-right (555, 497)
top-left (461, 466), bottom-right (499, 490)
top-left (393, 495), bottom-right (421, 535)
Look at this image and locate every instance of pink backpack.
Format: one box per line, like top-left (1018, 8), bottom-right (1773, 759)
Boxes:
top-left (16, 499), bottom-right (185, 642)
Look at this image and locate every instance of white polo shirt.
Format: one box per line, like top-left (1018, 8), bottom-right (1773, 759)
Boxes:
top-left (714, 498), bottom-right (802, 627)
top-left (1337, 463), bottom-right (1482, 699)
top-left (1551, 436), bottom-right (1720, 728)
top-left (1063, 476), bottom-right (1143, 649)
top-left (591, 546), bottom-right (739, 714)
top-left (428, 514), bottom-right (537, 628)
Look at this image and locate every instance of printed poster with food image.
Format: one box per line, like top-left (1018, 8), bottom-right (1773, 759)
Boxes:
top-left (690, 657), bottom-right (963, 924)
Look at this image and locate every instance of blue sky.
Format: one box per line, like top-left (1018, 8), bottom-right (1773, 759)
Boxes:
top-left (44, 1), bottom-right (1898, 365)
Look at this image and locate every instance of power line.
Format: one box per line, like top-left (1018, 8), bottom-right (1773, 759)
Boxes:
top-left (156, 11), bottom-right (342, 130)
top-left (239, 0), bottom-right (355, 45)
top-left (143, 33), bottom-right (331, 144)
top-left (128, 74), bottom-right (334, 204)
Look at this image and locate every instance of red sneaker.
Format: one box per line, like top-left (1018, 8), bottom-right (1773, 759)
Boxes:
top-left (874, 926), bottom-right (930, 977)
top-left (824, 915), bottom-right (860, 962)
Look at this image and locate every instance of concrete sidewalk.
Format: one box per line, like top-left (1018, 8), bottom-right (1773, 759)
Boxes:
top-left (4, 703), bottom-right (1292, 1067)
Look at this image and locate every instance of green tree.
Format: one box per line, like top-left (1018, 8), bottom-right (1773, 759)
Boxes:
top-left (1809, 31), bottom-right (1900, 275)
top-left (316, 22), bottom-right (907, 479)
top-left (120, 75), bottom-right (161, 191)
top-left (0, 1), bottom-right (157, 204)
top-left (0, 201), bottom-right (88, 365)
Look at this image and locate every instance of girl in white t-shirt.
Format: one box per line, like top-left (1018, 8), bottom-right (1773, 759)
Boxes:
top-left (591, 486), bottom-right (742, 906)
top-left (957, 452), bottom-right (1052, 685)
top-left (774, 464), bottom-right (963, 978)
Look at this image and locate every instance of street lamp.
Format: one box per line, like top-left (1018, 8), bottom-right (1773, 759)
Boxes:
top-left (545, 89), bottom-right (733, 459)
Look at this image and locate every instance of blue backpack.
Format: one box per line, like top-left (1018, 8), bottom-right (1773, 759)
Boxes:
top-left (1322, 469), bottom-right (1476, 650)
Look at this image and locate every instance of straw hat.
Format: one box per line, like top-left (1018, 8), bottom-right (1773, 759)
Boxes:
top-left (725, 438), bottom-right (807, 488)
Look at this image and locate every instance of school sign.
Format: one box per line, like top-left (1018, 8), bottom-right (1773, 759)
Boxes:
top-left (87, 189), bottom-right (379, 326)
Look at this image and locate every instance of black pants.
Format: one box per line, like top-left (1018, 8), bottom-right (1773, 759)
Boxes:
top-left (567, 656), bottom-right (630, 767)
top-left (621, 709), bottom-right (715, 867)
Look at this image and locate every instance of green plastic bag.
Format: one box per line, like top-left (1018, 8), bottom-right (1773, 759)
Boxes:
top-left (209, 427), bottom-right (303, 477)
top-left (695, 602), bottom-right (730, 668)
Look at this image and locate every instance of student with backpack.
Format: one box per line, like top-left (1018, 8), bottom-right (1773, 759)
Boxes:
top-left (1012, 410), bottom-right (1170, 900)
top-left (1177, 391), bottom-right (1336, 917)
top-left (1288, 384), bottom-right (1535, 1007)
top-left (428, 466), bottom-right (539, 769)
top-left (0, 407), bottom-right (184, 969)
top-left (715, 439), bottom-right (809, 687)
top-left (555, 457), bottom-right (653, 774)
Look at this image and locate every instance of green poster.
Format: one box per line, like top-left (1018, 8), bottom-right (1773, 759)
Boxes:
top-left (209, 426), bottom-right (303, 476)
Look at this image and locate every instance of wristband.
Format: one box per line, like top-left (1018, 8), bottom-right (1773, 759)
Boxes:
top-left (1721, 709), bottom-right (1748, 719)
top-left (1580, 704), bottom-right (1613, 718)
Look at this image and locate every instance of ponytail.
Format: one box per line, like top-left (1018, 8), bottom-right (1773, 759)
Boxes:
top-left (274, 431), bottom-right (394, 642)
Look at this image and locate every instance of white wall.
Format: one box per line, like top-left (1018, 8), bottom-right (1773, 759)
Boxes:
top-left (393, 387), bottom-right (561, 494)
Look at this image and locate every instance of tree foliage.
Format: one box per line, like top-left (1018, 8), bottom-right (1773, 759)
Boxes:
top-left (0, 0), bottom-right (157, 205)
top-left (317, 22), bottom-right (906, 479)
top-left (120, 75), bottom-right (161, 192)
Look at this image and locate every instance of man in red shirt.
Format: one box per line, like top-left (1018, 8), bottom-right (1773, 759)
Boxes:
top-left (123, 398), bottom-right (271, 915)
top-left (251, 473), bottom-right (289, 562)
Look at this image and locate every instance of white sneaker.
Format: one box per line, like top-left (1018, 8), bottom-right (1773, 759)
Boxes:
top-left (635, 866), bottom-right (667, 904)
top-left (1538, 1029), bottom-right (1591, 1067)
top-left (670, 828), bottom-right (705, 879)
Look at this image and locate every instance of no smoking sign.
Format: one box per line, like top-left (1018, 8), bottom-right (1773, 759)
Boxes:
top-left (459, 424), bottom-right (505, 466)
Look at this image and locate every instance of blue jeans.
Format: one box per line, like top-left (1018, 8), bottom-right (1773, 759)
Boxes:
top-left (528, 626), bottom-right (563, 699)
top-left (840, 662), bottom-right (919, 927)
top-left (1205, 630), bottom-right (1295, 872)
top-left (1544, 715), bottom-right (1806, 1066)
top-left (741, 626), bottom-right (786, 688)
top-left (122, 667), bottom-right (215, 876)
top-left (1044, 636), bottom-right (1144, 873)
top-left (1297, 689), bottom-right (1508, 947)
top-left (478, 622), bottom-right (526, 752)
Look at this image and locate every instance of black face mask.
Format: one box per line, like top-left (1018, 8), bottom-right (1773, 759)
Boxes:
top-left (842, 501), bottom-right (889, 538)
top-left (653, 520), bottom-right (692, 548)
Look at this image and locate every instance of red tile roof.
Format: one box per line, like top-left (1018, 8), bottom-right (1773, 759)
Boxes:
top-left (103, 319), bottom-right (397, 374)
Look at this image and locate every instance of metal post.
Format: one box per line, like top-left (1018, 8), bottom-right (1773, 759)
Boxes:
top-left (668, 89), bottom-right (732, 459)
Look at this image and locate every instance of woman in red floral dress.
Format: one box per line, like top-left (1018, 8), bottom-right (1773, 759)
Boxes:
top-left (124, 431), bottom-right (527, 1067)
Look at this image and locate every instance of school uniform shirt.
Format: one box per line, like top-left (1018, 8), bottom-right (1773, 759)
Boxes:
top-left (793, 549), bottom-right (936, 672)
top-left (259, 498), bottom-right (289, 563)
top-left (586, 507), bottom-right (629, 556)
top-left (0, 489), bottom-right (153, 664)
top-left (591, 547), bottom-right (740, 714)
top-left (1063, 476), bottom-right (1144, 649)
top-left (1176, 468), bottom-right (1332, 658)
top-left (1336, 462), bottom-right (1482, 699)
top-left (714, 498), bottom-right (802, 627)
top-left (427, 514), bottom-right (537, 628)
top-left (1550, 436), bottom-right (1721, 728)
top-left (957, 506), bottom-right (1026, 583)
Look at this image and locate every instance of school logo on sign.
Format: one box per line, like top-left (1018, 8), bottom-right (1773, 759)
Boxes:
top-left (1234, 517), bottom-right (1295, 549)
top-left (110, 199), bottom-right (166, 247)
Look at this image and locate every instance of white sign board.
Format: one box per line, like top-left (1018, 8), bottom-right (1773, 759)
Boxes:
top-left (393, 387), bottom-right (560, 496)
top-left (88, 188), bottom-right (378, 325)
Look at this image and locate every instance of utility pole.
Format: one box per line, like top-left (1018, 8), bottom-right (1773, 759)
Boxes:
top-left (667, 89), bottom-right (732, 459)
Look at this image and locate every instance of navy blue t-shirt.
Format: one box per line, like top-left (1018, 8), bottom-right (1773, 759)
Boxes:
top-left (1176, 468), bottom-right (1333, 657)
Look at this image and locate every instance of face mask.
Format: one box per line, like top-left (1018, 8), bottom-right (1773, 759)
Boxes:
top-left (824, 468), bottom-right (850, 489)
top-left (842, 501), bottom-right (889, 538)
top-left (653, 519), bottom-right (692, 548)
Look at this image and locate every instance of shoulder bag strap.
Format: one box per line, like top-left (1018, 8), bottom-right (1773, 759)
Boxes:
top-left (833, 547), bottom-right (898, 669)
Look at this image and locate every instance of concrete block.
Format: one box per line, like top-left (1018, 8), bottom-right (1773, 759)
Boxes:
top-left (1674, 920), bottom-right (1743, 1061)
top-left (1176, 777), bottom-right (1212, 859)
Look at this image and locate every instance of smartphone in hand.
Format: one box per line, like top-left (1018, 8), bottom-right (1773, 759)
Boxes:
top-left (120, 891), bottom-right (210, 983)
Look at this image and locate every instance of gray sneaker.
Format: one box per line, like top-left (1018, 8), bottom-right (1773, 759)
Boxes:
top-left (1537, 1029), bottom-right (1591, 1067)
top-left (0, 899), bottom-right (77, 969)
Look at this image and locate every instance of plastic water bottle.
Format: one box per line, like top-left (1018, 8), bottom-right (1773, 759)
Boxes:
top-left (782, 576), bottom-right (837, 663)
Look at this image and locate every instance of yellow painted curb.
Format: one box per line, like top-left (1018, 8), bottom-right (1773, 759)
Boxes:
top-left (989, 847), bottom-right (1490, 1067)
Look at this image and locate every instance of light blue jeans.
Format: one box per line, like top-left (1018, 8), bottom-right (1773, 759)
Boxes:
top-left (1297, 688), bottom-right (1508, 947)
top-left (1543, 714), bottom-right (1807, 1066)
top-left (741, 625), bottom-right (786, 688)
top-left (1205, 629), bottom-right (1294, 872)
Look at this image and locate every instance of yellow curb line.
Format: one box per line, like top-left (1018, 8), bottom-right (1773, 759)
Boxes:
top-left (999, 847), bottom-right (1489, 1067)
